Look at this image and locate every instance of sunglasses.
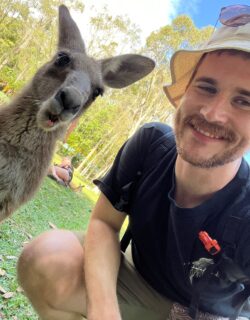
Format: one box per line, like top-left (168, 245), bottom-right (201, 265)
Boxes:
top-left (219, 4), bottom-right (250, 27)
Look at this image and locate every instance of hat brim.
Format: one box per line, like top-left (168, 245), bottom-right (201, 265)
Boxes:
top-left (164, 41), bottom-right (250, 108)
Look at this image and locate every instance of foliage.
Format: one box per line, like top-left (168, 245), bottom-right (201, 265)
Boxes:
top-left (0, 92), bottom-right (9, 104)
top-left (0, 0), bottom-right (84, 92)
top-left (68, 99), bottom-right (118, 155)
top-left (71, 153), bottom-right (84, 168)
top-left (0, 178), bottom-right (94, 319)
top-left (146, 15), bottom-right (213, 64)
top-left (87, 5), bottom-right (142, 57)
top-left (0, 2), bottom-right (215, 188)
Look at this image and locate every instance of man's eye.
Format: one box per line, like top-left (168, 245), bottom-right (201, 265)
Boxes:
top-left (234, 97), bottom-right (250, 108)
top-left (197, 85), bottom-right (216, 94)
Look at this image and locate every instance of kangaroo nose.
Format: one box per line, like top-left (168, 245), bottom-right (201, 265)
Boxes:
top-left (55, 87), bottom-right (81, 114)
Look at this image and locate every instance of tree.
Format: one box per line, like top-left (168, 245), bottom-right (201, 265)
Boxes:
top-left (146, 15), bottom-right (213, 64)
top-left (68, 15), bottom-right (213, 182)
top-left (0, 0), bottom-right (84, 91)
top-left (87, 5), bottom-right (142, 58)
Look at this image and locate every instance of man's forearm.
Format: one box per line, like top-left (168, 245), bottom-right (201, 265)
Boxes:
top-left (84, 218), bottom-right (122, 319)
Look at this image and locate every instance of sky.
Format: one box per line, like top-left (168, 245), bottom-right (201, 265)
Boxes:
top-left (181, 0), bottom-right (247, 28)
top-left (73, 0), bottom-right (246, 42)
top-left (75, 0), bottom-right (178, 40)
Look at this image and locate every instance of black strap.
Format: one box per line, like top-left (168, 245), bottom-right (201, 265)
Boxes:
top-left (230, 287), bottom-right (250, 320)
top-left (119, 172), bottom-right (142, 252)
top-left (120, 131), bottom-right (175, 252)
top-left (221, 215), bottom-right (243, 258)
top-left (221, 214), bottom-right (250, 319)
top-left (120, 224), bottom-right (132, 252)
top-left (189, 262), bottom-right (219, 319)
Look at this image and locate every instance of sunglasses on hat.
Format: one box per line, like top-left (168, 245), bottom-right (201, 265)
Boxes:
top-left (219, 4), bottom-right (250, 27)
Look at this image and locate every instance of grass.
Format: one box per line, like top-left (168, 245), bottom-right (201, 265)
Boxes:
top-left (0, 177), bottom-right (96, 319)
top-left (0, 92), bottom-right (10, 104)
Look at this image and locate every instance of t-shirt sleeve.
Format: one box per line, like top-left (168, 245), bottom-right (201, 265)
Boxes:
top-left (93, 122), bottom-right (174, 213)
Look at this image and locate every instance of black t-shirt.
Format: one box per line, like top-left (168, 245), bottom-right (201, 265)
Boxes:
top-left (94, 122), bottom-right (250, 317)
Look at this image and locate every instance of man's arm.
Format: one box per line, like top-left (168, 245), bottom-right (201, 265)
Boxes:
top-left (84, 192), bottom-right (126, 320)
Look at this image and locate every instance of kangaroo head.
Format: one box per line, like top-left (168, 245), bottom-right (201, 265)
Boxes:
top-left (34, 5), bottom-right (155, 132)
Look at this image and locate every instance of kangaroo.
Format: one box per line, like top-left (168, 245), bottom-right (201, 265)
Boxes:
top-left (0, 5), bottom-right (155, 222)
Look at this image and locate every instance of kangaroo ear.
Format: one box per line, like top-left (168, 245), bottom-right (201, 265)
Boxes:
top-left (100, 54), bottom-right (155, 89)
top-left (58, 5), bottom-right (86, 53)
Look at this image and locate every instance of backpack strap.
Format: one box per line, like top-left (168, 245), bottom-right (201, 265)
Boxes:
top-left (222, 212), bottom-right (250, 319)
top-left (189, 262), bottom-right (219, 320)
top-left (120, 220), bottom-right (132, 252)
top-left (119, 175), bottom-right (141, 253)
top-left (120, 129), bottom-right (175, 252)
top-left (230, 286), bottom-right (250, 320)
top-left (221, 214), bottom-right (244, 258)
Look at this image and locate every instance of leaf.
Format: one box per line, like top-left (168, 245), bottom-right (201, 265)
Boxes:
top-left (48, 222), bottom-right (57, 229)
top-left (0, 268), bottom-right (6, 277)
top-left (16, 286), bottom-right (24, 293)
top-left (2, 292), bottom-right (14, 299)
top-left (6, 255), bottom-right (17, 260)
top-left (0, 286), bottom-right (7, 294)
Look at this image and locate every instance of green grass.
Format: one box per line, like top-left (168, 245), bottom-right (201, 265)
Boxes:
top-left (0, 92), bottom-right (10, 104)
top-left (0, 177), bottom-right (95, 319)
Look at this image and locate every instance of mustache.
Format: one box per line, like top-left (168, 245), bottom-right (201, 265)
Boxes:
top-left (183, 115), bottom-right (236, 142)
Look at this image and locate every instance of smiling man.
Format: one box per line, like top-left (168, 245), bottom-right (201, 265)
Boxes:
top-left (173, 51), bottom-right (250, 211)
top-left (18, 5), bottom-right (250, 320)
top-left (175, 53), bottom-right (250, 168)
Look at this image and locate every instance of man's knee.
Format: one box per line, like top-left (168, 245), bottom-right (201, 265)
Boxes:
top-left (17, 229), bottom-right (85, 307)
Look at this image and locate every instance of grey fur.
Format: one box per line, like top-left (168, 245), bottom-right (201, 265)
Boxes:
top-left (0, 5), bottom-right (155, 222)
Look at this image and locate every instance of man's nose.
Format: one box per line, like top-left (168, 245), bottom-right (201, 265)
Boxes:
top-left (200, 95), bottom-right (230, 124)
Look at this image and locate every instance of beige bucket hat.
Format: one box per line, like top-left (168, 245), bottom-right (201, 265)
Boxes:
top-left (163, 23), bottom-right (250, 108)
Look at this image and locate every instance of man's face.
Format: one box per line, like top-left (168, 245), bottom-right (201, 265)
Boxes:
top-left (174, 52), bottom-right (250, 168)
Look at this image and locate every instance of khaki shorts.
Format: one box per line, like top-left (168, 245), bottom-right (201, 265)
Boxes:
top-left (117, 248), bottom-right (172, 320)
top-left (74, 230), bottom-right (170, 319)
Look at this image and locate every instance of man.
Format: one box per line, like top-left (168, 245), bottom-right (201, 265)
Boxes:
top-left (47, 157), bottom-right (74, 187)
top-left (17, 7), bottom-right (250, 320)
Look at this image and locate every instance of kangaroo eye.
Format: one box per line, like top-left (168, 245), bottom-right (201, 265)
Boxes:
top-left (92, 87), bottom-right (103, 100)
top-left (55, 52), bottom-right (71, 67)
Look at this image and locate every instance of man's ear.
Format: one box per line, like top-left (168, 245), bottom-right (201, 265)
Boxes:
top-left (100, 54), bottom-right (155, 89)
